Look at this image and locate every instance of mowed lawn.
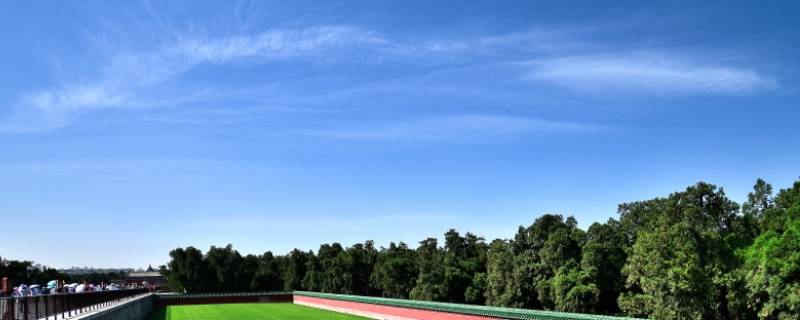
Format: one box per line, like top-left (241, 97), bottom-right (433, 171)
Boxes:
top-left (149, 303), bottom-right (370, 320)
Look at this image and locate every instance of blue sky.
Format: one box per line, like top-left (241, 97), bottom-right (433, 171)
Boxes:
top-left (1, 1), bottom-right (798, 268)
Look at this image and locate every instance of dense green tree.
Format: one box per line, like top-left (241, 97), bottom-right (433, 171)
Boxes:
top-left (767, 180), bottom-right (800, 231)
top-left (318, 243), bottom-right (347, 293)
top-left (301, 253), bottom-right (323, 292)
top-left (283, 249), bottom-right (310, 291)
top-left (463, 233), bottom-right (489, 304)
top-left (539, 218), bottom-right (586, 311)
top-left (738, 179), bottom-right (775, 240)
top-left (466, 272), bottom-right (487, 305)
top-left (738, 180), bottom-right (800, 319)
top-left (440, 230), bottom-right (488, 304)
top-left (251, 252), bottom-right (283, 291)
top-left (205, 245), bottom-right (245, 292)
top-left (743, 179), bottom-right (774, 219)
top-left (410, 238), bottom-right (444, 301)
top-left (619, 222), bottom-right (717, 319)
top-left (581, 219), bottom-right (626, 314)
top-left (164, 246), bottom-right (211, 293)
top-left (618, 183), bottom-right (741, 319)
top-left (509, 226), bottom-right (538, 308)
top-left (301, 243), bottom-right (347, 293)
top-left (740, 219), bottom-right (800, 319)
top-left (510, 214), bottom-right (584, 311)
top-left (775, 180), bottom-right (800, 211)
top-left (372, 242), bottom-right (417, 299)
top-left (239, 254), bottom-right (259, 291)
top-left (552, 266), bottom-right (599, 313)
top-left (484, 239), bottom-right (515, 306)
top-left (344, 241), bottom-right (379, 295)
top-left (154, 178), bottom-right (800, 320)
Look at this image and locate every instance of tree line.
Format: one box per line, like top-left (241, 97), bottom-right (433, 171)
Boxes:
top-left (0, 258), bottom-right (127, 286)
top-left (162, 178), bottom-right (800, 319)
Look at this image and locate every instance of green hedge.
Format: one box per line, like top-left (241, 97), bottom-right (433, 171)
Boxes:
top-left (293, 291), bottom-right (646, 320)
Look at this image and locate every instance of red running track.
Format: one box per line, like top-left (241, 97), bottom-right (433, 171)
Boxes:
top-left (294, 295), bottom-right (500, 320)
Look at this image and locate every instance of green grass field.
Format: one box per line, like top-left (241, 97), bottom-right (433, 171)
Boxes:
top-left (149, 303), bottom-right (371, 320)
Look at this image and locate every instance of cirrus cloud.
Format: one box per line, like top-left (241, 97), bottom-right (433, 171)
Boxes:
top-left (288, 114), bottom-right (603, 144)
top-left (526, 52), bottom-right (777, 95)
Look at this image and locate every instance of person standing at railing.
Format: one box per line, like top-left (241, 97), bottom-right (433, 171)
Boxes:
top-left (1, 278), bottom-right (7, 298)
top-left (30, 285), bottom-right (41, 296)
top-left (14, 285), bottom-right (28, 297)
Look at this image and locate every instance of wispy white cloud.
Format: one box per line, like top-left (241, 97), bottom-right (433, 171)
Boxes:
top-left (386, 28), bottom-right (590, 62)
top-left (3, 25), bottom-right (582, 133)
top-left (1, 20), bottom-right (779, 134)
top-left (289, 114), bottom-right (602, 143)
top-left (0, 159), bottom-right (235, 180)
top-left (526, 52), bottom-right (777, 95)
top-left (173, 26), bottom-right (387, 63)
top-left (4, 26), bottom-right (389, 132)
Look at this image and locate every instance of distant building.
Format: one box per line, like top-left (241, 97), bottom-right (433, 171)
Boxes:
top-left (124, 265), bottom-right (164, 286)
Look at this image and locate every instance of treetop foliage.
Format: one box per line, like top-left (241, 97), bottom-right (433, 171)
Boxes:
top-left (162, 178), bottom-right (800, 319)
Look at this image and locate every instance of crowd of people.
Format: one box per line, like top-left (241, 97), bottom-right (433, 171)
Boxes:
top-left (8, 281), bottom-right (149, 297)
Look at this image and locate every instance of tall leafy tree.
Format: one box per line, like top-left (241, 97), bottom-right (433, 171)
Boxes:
top-left (485, 239), bottom-right (515, 306)
top-left (463, 233), bottom-right (489, 304)
top-left (440, 229), bottom-right (488, 304)
top-left (509, 226), bottom-right (538, 308)
top-left (302, 243), bottom-right (347, 293)
top-left (738, 179), bottom-right (775, 241)
top-left (344, 241), bottom-right (379, 295)
top-left (738, 179), bottom-right (800, 318)
top-left (238, 254), bottom-right (259, 291)
top-left (301, 253), bottom-right (323, 292)
top-left (509, 214), bottom-right (584, 310)
top-left (205, 245), bottom-right (244, 292)
top-left (164, 246), bottom-right (211, 293)
top-left (283, 249), bottom-right (310, 291)
top-left (321, 243), bottom-right (347, 293)
top-left (775, 180), bottom-right (800, 211)
top-left (410, 238), bottom-right (444, 301)
top-left (551, 266), bottom-right (599, 313)
top-left (251, 251), bottom-right (283, 291)
top-left (537, 216), bottom-right (586, 311)
top-left (372, 242), bottom-right (417, 299)
top-left (743, 179), bottom-right (774, 219)
top-left (618, 182), bottom-right (740, 319)
top-left (620, 222), bottom-right (717, 319)
top-left (740, 219), bottom-right (800, 318)
top-left (580, 219), bottom-right (626, 314)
